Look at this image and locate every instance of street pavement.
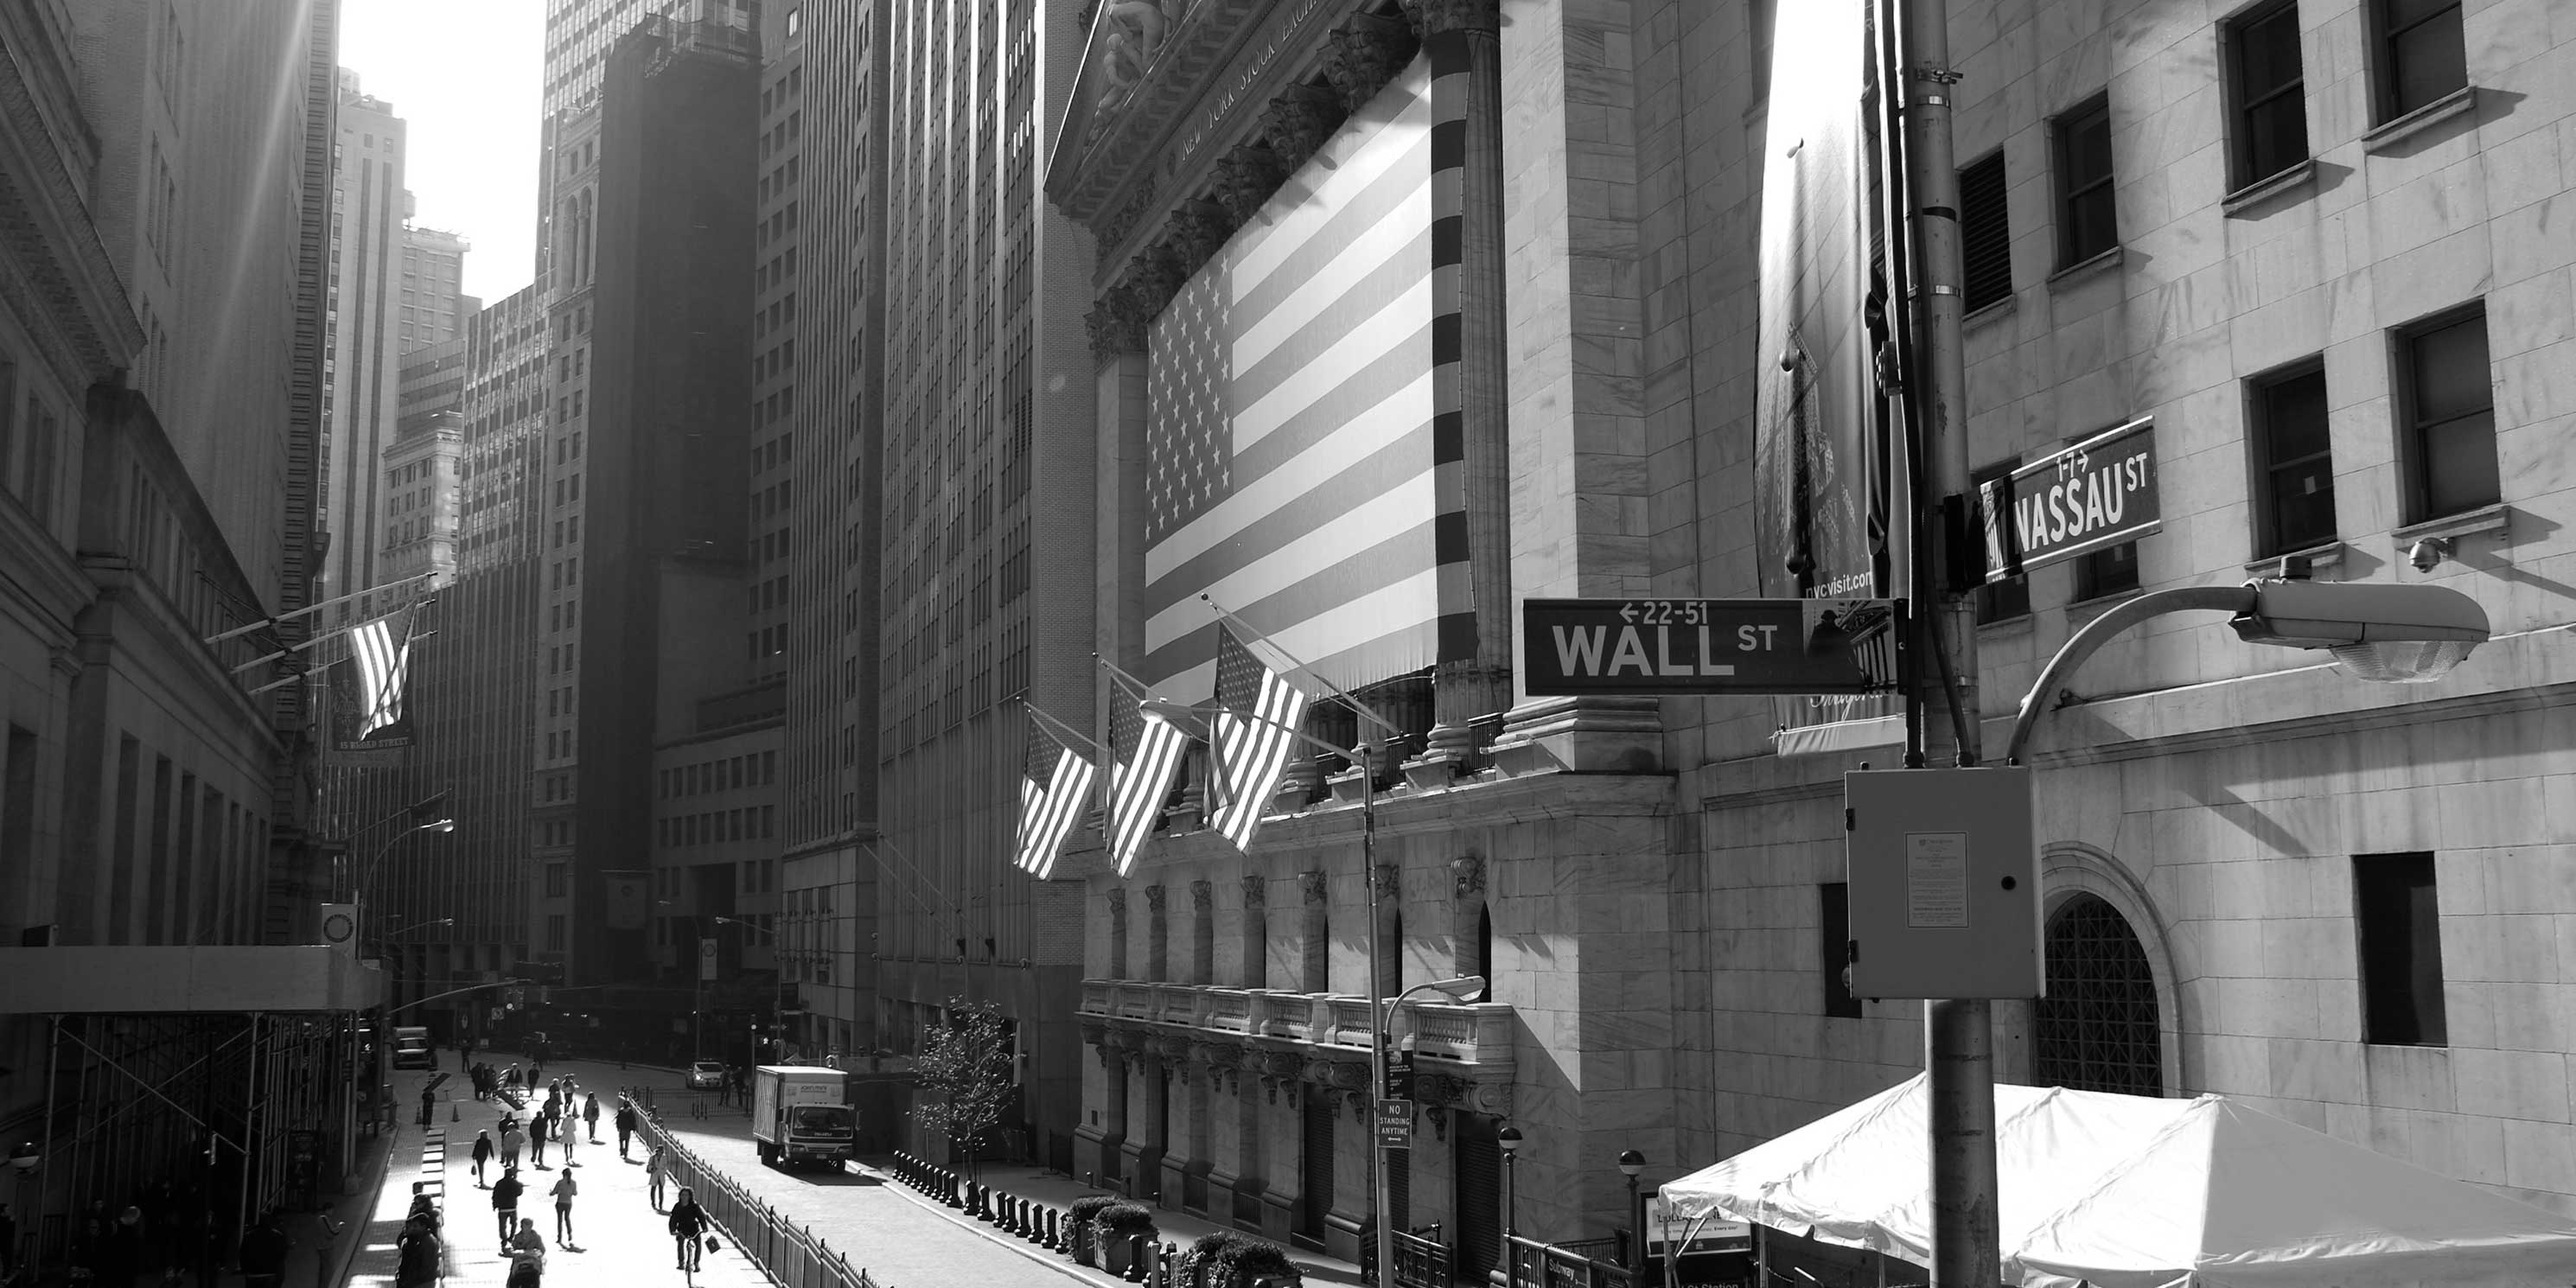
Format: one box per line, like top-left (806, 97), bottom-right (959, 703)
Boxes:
top-left (461, 1052), bottom-right (1362, 1288)
top-left (367, 1061), bottom-right (768, 1288)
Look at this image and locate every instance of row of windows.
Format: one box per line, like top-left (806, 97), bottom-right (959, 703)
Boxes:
top-left (657, 806), bottom-right (779, 847)
top-left (1976, 299), bottom-right (2499, 622)
top-left (660, 749), bottom-right (779, 798)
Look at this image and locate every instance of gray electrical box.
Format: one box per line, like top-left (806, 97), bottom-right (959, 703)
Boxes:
top-left (1845, 768), bottom-right (2042, 999)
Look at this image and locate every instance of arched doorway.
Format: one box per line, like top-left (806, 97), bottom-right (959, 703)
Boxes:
top-left (2035, 892), bottom-right (2162, 1096)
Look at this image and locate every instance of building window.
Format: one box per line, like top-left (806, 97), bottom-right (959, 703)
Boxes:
top-left (2053, 94), bottom-right (2118, 267)
top-left (2395, 304), bottom-right (2498, 521)
top-left (2374, 0), bottom-right (2466, 120)
top-left (1820, 883), bottom-right (1861, 1018)
top-left (546, 863), bottom-right (568, 897)
top-left (1973, 460), bottom-right (2030, 622)
top-left (2073, 539), bottom-right (2140, 602)
top-left (1959, 151), bottom-right (2012, 312)
top-left (2226, 1), bottom-right (2310, 189)
top-left (2250, 360), bottom-right (2336, 555)
top-left (2354, 852), bottom-right (2445, 1046)
top-left (545, 914), bottom-right (567, 953)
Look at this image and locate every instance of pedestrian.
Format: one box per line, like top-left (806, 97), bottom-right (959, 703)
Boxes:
top-left (557, 1106), bottom-right (578, 1169)
top-left (528, 1109), bottom-right (548, 1169)
top-left (666, 1188), bottom-right (707, 1272)
top-left (237, 1212), bottom-right (291, 1288)
top-left (470, 1131), bottom-right (494, 1187)
top-left (419, 1087), bottom-right (436, 1126)
top-left (489, 1168), bottom-right (523, 1248)
top-left (394, 1214), bottom-right (438, 1288)
top-left (506, 1216), bottom-right (545, 1266)
top-left (500, 1118), bottom-right (526, 1171)
top-left (646, 1147), bottom-right (668, 1213)
top-left (547, 1170), bottom-right (577, 1244)
top-left (584, 1092), bottom-right (602, 1142)
top-left (406, 1183), bottom-right (441, 1234)
top-left (613, 1100), bottom-right (637, 1160)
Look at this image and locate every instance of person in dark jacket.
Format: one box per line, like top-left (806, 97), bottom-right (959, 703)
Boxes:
top-left (471, 1131), bottom-right (495, 1186)
top-left (613, 1100), bottom-right (638, 1159)
top-left (666, 1189), bottom-right (708, 1271)
top-left (393, 1214), bottom-right (439, 1288)
top-left (237, 1212), bottom-right (292, 1288)
top-left (490, 1169), bottom-right (524, 1248)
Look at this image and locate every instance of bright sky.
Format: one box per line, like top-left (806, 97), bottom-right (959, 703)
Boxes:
top-left (339, 0), bottom-right (545, 307)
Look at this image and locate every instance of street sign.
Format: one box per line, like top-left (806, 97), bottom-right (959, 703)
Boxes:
top-left (1981, 417), bottom-right (2158, 578)
top-left (1522, 598), bottom-right (1901, 696)
top-left (1376, 1098), bottom-right (1413, 1149)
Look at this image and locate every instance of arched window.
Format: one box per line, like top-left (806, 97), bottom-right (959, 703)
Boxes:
top-left (2035, 892), bottom-right (2161, 1095)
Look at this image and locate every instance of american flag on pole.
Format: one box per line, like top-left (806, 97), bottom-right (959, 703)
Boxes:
top-left (349, 609), bottom-right (411, 736)
top-left (1208, 624), bottom-right (1317, 852)
top-left (1142, 59), bottom-right (1471, 695)
top-left (1102, 664), bottom-right (1190, 877)
top-left (1013, 708), bottom-right (1095, 878)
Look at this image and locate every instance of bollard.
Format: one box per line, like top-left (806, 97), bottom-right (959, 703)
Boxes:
top-left (1122, 1233), bottom-right (1150, 1283)
top-left (1045, 1209), bottom-right (1059, 1249)
top-left (450, 1100), bottom-right (460, 1122)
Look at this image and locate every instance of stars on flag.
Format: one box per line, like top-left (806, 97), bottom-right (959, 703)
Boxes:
top-left (1145, 268), bottom-right (1230, 543)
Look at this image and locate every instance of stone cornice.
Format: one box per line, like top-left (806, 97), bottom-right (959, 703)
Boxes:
top-left (0, 56), bottom-right (143, 387)
top-left (1047, 0), bottom-right (1363, 277)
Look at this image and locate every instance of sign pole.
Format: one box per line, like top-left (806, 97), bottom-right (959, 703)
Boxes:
top-left (1896, 3), bottom-right (2002, 1288)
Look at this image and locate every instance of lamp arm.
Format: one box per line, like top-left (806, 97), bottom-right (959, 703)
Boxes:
top-left (2004, 584), bottom-right (2255, 766)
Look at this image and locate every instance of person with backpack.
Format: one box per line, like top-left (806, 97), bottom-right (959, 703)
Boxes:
top-left (666, 1188), bottom-right (708, 1272)
top-left (489, 1169), bottom-right (524, 1250)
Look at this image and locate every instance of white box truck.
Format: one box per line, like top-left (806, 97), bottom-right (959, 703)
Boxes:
top-left (751, 1065), bottom-right (855, 1170)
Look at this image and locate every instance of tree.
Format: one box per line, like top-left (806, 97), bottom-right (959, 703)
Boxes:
top-left (910, 997), bottom-right (1015, 1177)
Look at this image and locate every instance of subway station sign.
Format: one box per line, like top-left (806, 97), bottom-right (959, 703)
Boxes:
top-left (1521, 598), bottom-right (1902, 696)
top-left (1981, 417), bottom-right (2159, 578)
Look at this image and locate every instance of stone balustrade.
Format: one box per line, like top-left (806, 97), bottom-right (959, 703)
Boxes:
top-left (1080, 978), bottom-right (1516, 1116)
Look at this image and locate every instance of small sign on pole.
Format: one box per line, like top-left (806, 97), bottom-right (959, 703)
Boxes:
top-left (1375, 1098), bottom-right (1413, 1149)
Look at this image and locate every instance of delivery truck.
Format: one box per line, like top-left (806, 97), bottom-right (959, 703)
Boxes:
top-left (751, 1065), bottom-right (856, 1170)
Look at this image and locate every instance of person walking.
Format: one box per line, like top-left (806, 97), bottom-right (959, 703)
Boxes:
top-left (613, 1100), bottom-right (637, 1160)
top-left (645, 1147), bottom-right (668, 1213)
top-left (528, 1108), bottom-right (549, 1169)
top-left (505, 1217), bottom-right (545, 1271)
top-left (547, 1171), bottom-right (577, 1246)
top-left (393, 1213), bottom-right (439, 1288)
top-left (582, 1093), bottom-right (601, 1142)
top-left (499, 1119), bottom-right (526, 1172)
top-left (419, 1087), bottom-right (437, 1127)
top-left (489, 1169), bottom-right (524, 1249)
top-left (470, 1131), bottom-right (495, 1187)
top-left (556, 1106), bottom-right (579, 1169)
top-left (666, 1188), bottom-right (707, 1272)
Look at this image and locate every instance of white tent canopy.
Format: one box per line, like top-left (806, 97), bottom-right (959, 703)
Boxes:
top-left (1661, 1074), bottom-right (2576, 1288)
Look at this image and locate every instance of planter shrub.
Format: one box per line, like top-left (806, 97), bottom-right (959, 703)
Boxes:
top-left (1066, 1196), bottom-right (1118, 1266)
top-left (1094, 1202), bottom-right (1157, 1235)
top-left (1212, 1236), bottom-right (1300, 1288)
top-left (1177, 1231), bottom-right (1248, 1288)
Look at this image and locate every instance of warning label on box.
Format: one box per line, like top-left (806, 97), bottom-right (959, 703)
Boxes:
top-left (1907, 832), bottom-right (1969, 928)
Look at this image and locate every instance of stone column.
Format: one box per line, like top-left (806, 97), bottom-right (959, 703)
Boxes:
top-left (1145, 883), bottom-right (1169, 980)
top-left (1189, 879), bottom-right (1215, 982)
top-left (1239, 874), bottom-right (1270, 989)
top-left (1107, 891), bottom-right (1130, 979)
top-left (1299, 870), bottom-right (1331, 992)
top-left (1407, 0), bottom-right (1514, 784)
top-left (1088, 287), bottom-right (1154, 680)
top-left (1373, 862), bottom-right (1404, 998)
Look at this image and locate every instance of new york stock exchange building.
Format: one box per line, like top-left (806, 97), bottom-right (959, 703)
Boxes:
top-left (1037, 0), bottom-right (2576, 1278)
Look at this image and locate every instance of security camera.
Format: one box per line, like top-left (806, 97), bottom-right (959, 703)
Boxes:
top-left (2408, 537), bottom-right (2452, 573)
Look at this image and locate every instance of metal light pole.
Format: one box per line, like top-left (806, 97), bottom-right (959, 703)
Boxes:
top-left (1496, 1125), bottom-right (1520, 1239)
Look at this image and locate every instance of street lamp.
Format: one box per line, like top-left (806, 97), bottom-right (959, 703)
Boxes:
top-left (1618, 1149), bottom-right (1646, 1275)
top-left (343, 791), bottom-right (456, 908)
top-left (1497, 1125), bottom-right (1521, 1240)
top-left (380, 916), bottom-right (455, 940)
top-left (1140, 697), bottom-right (1482, 1285)
top-left (2004, 577), bottom-right (2489, 763)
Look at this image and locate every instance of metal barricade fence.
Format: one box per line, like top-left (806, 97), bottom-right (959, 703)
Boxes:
top-left (631, 1099), bottom-right (881, 1288)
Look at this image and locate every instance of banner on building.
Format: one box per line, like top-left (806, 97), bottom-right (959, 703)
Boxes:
top-left (1208, 624), bottom-right (1318, 853)
top-left (1141, 59), bottom-right (1470, 695)
top-left (1753, 0), bottom-right (1910, 735)
top-left (1101, 660), bottom-right (1189, 877)
top-left (330, 609), bottom-right (417, 764)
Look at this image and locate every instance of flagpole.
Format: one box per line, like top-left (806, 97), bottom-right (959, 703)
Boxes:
top-left (1023, 701), bottom-right (1106, 757)
top-left (1197, 596), bottom-right (1402, 739)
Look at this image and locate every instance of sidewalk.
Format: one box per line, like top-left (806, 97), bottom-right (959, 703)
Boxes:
top-left (364, 1062), bottom-right (769, 1288)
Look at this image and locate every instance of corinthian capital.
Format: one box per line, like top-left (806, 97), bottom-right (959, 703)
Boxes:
top-left (1324, 13), bottom-right (1416, 112)
top-left (1401, 0), bottom-right (1499, 39)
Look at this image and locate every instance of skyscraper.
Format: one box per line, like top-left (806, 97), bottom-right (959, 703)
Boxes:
top-left (399, 226), bottom-right (474, 348)
top-left (321, 73), bottom-right (418, 622)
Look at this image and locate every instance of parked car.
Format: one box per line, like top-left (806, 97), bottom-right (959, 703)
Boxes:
top-left (686, 1060), bottom-right (726, 1090)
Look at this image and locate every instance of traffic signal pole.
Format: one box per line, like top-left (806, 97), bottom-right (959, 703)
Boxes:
top-left (1895, 1), bottom-right (2002, 1285)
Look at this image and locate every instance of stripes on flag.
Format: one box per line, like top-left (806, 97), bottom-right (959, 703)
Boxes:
top-left (1141, 57), bottom-right (1472, 696)
top-left (1208, 624), bottom-right (1315, 852)
top-left (1014, 709), bottom-right (1096, 879)
top-left (1103, 666), bottom-right (1191, 877)
top-left (350, 609), bottom-right (412, 738)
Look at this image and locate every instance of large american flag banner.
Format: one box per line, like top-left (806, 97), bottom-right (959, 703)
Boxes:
top-left (331, 607), bottom-right (416, 756)
top-left (1013, 708), bottom-right (1095, 879)
top-left (1102, 662), bottom-right (1189, 876)
top-left (1143, 59), bottom-right (1470, 696)
top-left (1208, 625), bottom-right (1316, 852)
